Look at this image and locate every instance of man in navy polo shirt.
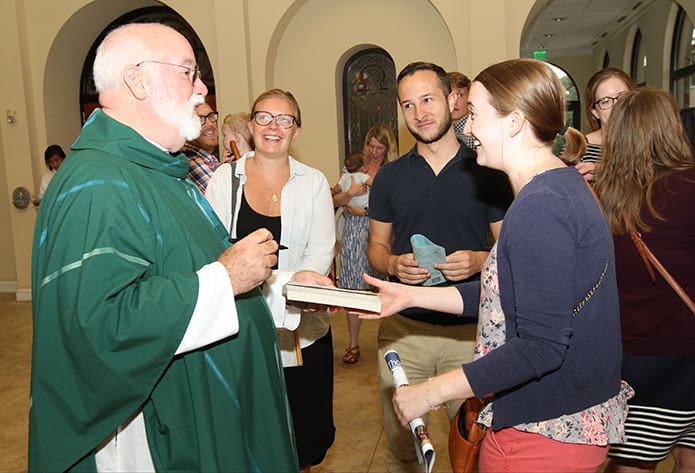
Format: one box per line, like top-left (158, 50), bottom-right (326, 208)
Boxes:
top-left (368, 61), bottom-right (512, 473)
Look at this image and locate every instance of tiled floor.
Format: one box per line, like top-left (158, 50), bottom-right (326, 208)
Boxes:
top-left (0, 293), bottom-right (674, 472)
top-left (0, 294), bottom-right (452, 473)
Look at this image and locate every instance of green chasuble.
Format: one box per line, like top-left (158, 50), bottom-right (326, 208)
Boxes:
top-left (29, 110), bottom-right (298, 472)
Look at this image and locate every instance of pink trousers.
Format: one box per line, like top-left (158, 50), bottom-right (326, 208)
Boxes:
top-left (479, 427), bottom-right (608, 473)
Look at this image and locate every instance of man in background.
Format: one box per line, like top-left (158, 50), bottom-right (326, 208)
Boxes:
top-left (368, 62), bottom-right (512, 473)
top-left (29, 22), bottom-right (298, 472)
top-left (448, 71), bottom-right (476, 150)
top-left (184, 100), bottom-right (221, 192)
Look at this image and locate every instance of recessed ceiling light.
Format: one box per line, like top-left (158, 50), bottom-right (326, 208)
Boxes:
top-left (544, 33), bottom-right (555, 38)
top-left (551, 17), bottom-right (568, 22)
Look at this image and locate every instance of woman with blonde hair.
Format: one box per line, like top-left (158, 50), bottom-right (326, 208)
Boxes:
top-left (595, 88), bottom-right (695, 473)
top-left (361, 59), bottom-right (631, 472)
top-left (332, 123), bottom-right (397, 363)
top-left (207, 89), bottom-right (336, 472)
top-left (221, 112), bottom-right (253, 160)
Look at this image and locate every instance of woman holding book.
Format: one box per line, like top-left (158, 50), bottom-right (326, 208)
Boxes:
top-left (361, 59), bottom-right (632, 472)
top-left (206, 89), bottom-right (336, 472)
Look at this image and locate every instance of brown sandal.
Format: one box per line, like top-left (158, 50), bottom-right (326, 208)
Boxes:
top-left (342, 345), bottom-right (360, 364)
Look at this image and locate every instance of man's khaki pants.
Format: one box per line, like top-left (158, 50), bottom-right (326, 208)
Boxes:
top-left (377, 314), bottom-right (477, 473)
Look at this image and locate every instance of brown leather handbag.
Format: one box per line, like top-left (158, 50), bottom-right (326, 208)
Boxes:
top-left (448, 397), bottom-right (486, 473)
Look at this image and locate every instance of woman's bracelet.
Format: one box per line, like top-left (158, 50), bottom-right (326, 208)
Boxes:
top-left (424, 377), bottom-right (441, 411)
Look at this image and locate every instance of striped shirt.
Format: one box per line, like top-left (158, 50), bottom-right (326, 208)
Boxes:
top-left (581, 142), bottom-right (602, 163)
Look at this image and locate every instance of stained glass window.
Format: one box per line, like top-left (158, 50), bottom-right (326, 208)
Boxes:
top-left (342, 49), bottom-right (398, 155)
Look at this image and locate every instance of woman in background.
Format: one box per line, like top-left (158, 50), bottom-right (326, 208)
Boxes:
top-left (332, 124), bottom-right (397, 364)
top-left (206, 89), bottom-right (336, 473)
top-left (595, 88), bottom-right (695, 473)
top-left (361, 59), bottom-right (631, 472)
top-left (577, 68), bottom-right (634, 182)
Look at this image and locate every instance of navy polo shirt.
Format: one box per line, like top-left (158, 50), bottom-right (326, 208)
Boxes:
top-left (369, 143), bottom-right (512, 325)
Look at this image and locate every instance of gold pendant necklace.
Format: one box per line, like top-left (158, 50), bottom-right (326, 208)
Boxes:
top-left (272, 193), bottom-right (278, 203)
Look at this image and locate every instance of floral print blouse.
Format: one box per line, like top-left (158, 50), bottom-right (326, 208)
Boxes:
top-left (473, 243), bottom-right (634, 445)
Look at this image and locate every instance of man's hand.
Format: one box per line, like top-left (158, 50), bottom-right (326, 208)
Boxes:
top-left (389, 253), bottom-right (429, 285)
top-left (217, 228), bottom-right (278, 295)
top-left (435, 250), bottom-right (488, 282)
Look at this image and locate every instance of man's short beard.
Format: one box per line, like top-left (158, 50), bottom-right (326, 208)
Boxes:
top-left (409, 114), bottom-right (452, 144)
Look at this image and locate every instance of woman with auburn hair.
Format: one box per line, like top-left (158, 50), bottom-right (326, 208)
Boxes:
top-left (360, 58), bottom-right (631, 472)
top-left (576, 68), bottom-right (635, 181)
top-left (595, 88), bottom-right (695, 473)
top-left (332, 123), bottom-right (397, 364)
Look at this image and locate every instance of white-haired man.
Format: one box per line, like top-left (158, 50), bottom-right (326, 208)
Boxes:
top-left (29, 23), bottom-right (304, 472)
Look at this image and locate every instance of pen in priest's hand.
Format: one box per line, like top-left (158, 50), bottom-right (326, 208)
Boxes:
top-left (228, 237), bottom-right (288, 250)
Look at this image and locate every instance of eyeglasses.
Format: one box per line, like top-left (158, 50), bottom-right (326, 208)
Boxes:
top-left (199, 111), bottom-right (219, 124)
top-left (253, 111), bottom-right (297, 129)
top-left (136, 60), bottom-right (201, 84)
top-left (593, 94), bottom-right (624, 111)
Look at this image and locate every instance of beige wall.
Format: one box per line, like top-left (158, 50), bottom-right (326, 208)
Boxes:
top-left (2, 0), bottom-right (690, 299)
top-left (0, 0), bottom-right (537, 299)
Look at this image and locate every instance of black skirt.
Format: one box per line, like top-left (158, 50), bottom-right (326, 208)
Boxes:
top-left (284, 328), bottom-right (335, 467)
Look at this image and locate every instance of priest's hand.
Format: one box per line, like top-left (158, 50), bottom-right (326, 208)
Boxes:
top-left (218, 228), bottom-right (278, 295)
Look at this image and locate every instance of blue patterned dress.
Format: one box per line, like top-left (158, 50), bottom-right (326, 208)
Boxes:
top-left (338, 213), bottom-right (383, 289)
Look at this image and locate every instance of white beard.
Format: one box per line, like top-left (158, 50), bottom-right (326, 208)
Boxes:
top-left (153, 93), bottom-right (205, 142)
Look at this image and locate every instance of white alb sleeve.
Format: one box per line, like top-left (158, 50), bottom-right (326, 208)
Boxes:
top-left (175, 261), bottom-right (239, 355)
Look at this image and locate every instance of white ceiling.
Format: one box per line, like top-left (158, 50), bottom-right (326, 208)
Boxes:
top-left (520, 0), bottom-right (659, 57)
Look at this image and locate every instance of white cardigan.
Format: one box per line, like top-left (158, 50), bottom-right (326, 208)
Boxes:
top-left (206, 154), bottom-right (336, 366)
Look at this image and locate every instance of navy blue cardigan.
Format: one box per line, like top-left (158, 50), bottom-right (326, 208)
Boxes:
top-left (457, 167), bottom-right (623, 430)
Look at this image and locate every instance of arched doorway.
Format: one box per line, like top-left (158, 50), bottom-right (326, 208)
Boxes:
top-left (79, 5), bottom-right (215, 124)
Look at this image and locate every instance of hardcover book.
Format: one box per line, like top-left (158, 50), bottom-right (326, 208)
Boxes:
top-left (283, 282), bottom-right (381, 313)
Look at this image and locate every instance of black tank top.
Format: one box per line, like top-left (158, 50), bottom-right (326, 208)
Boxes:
top-left (236, 191), bottom-right (282, 269)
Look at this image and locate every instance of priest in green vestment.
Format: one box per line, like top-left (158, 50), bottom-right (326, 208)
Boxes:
top-left (29, 23), bottom-right (311, 472)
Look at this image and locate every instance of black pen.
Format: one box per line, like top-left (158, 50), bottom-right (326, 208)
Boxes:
top-left (229, 238), bottom-right (288, 250)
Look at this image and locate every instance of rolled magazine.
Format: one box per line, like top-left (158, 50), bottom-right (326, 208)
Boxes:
top-left (384, 350), bottom-right (436, 473)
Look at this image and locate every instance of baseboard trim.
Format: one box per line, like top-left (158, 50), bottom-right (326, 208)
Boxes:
top-left (0, 282), bottom-right (32, 301)
top-left (0, 281), bottom-right (17, 293)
